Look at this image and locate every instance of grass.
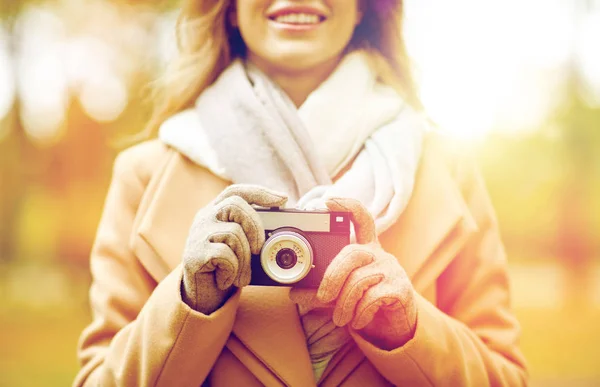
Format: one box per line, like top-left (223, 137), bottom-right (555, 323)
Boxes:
top-left (0, 308), bottom-right (89, 387)
top-left (516, 307), bottom-right (600, 383)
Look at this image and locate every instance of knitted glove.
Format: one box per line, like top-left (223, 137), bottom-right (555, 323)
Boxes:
top-left (182, 184), bottom-right (288, 315)
top-left (317, 197), bottom-right (417, 350)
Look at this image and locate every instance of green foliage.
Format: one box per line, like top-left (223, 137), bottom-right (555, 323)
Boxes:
top-left (476, 79), bottom-right (600, 262)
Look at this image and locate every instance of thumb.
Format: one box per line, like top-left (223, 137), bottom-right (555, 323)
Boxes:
top-left (325, 197), bottom-right (376, 245)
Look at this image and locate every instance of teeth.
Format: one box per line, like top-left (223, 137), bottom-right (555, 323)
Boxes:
top-left (274, 13), bottom-right (320, 25)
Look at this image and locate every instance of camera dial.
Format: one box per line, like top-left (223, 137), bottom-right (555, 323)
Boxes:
top-left (260, 230), bottom-right (313, 284)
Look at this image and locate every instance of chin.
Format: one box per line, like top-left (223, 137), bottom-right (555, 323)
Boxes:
top-left (266, 48), bottom-right (341, 72)
top-left (276, 57), bottom-right (324, 71)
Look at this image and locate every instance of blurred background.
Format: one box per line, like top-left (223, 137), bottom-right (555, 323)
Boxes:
top-left (0, 0), bottom-right (599, 385)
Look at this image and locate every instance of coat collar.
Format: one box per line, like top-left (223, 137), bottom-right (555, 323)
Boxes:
top-left (379, 139), bottom-right (478, 290)
top-left (131, 133), bottom-right (478, 386)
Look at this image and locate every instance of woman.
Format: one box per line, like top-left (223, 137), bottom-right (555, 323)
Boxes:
top-left (74, 0), bottom-right (528, 386)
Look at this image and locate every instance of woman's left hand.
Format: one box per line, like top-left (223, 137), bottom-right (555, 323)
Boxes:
top-left (316, 197), bottom-right (417, 350)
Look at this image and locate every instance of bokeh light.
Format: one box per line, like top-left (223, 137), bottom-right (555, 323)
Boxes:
top-left (404, 0), bottom-right (578, 139)
top-left (0, 23), bottom-right (16, 139)
top-left (79, 72), bottom-right (128, 122)
top-left (0, 1), bottom-right (175, 146)
top-left (15, 7), bottom-right (68, 145)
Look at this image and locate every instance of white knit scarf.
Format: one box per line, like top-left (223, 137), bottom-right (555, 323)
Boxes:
top-left (159, 51), bottom-right (428, 235)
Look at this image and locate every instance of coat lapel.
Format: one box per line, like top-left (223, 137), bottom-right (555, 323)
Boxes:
top-left (132, 152), bottom-right (228, 280)
top-left (232, 286), bottom-right (315, 385)
top-left (380, 141), bottom-right (478, 290)
top-left (131, 134), bottom-right (479, 386)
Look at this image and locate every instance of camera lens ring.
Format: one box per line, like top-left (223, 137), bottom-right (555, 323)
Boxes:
top-left (260, 231), bottom-right (313, 284)
top-left (275, 248), bottom-right (298, 269)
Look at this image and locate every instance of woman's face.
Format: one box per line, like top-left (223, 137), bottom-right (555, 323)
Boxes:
top-left (232, 0), bottom-right (363, 72)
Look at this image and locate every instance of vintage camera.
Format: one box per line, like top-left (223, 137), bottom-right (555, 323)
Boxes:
top-left (250, 208), bottom-right (351, 287)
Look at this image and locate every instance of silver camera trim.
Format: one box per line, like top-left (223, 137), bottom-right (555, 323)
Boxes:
top-left (258, 211), bottom-right (331, 232)
top-left (260, 231), bottom-right (314, 284)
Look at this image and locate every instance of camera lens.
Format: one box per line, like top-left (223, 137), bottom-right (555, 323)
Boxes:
top-left (260, 230), bottom-right (313, 284)
top-left (275, 248), bottom-right (297, 269)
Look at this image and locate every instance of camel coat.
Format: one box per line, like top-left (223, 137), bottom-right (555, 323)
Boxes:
top-left (74, 132), bottom-right (528, 386)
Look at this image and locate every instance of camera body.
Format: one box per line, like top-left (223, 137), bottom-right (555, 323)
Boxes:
top-left (250, 208), bottom-right (351, 288)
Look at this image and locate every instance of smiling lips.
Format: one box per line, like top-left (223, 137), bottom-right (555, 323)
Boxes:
top-left (268, 7), bottom-right (326, 28)
top-left (273, 13), bottom-right (321, 25)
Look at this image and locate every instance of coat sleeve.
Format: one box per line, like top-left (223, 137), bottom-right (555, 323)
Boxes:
top-left (74, 144), bottom-right (240, 387)
top-left (350, 157), bottom-right (528, 386)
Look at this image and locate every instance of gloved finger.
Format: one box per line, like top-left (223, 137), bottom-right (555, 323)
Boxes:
top-left (193, 272), bottom-right (236, 315)
top-left (289, 288), bottom-right (332, 309)
top-left (214, 196), bottom-right (265, 255)
top-left (352, 284), bottom-right (403, 330)
top-left (325, 197), bottom-right (376, 245)
top-left (216, 184), bottom-right (288, 208)
top-left (332, 264), bottom-right (383, 327)
top-left (317, 245), bottom-right (376, 303)
top-left (199, 243), bottom-right (240, 290)
top-left (207, 222), bottom-right (252, 287)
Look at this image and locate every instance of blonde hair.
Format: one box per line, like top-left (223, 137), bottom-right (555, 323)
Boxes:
top-left (142, 0), bottom-right (421, 137)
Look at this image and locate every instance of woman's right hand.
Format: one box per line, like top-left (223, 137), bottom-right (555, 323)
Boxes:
top-left (181, 184), bottom-right (288, 315)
